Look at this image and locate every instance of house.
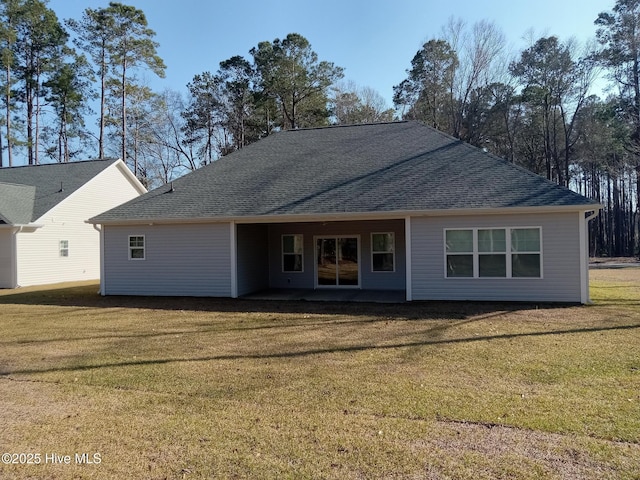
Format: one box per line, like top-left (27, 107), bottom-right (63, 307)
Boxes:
top-left (0, 159), bottom-right (146, 288)
top-left (89, 121), bottom-right (600, 303)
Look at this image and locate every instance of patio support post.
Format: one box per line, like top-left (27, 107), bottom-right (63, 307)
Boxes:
top-left (580, 210), bottom-right (599, 304)
top-left (230, 221), bottom-right (238, 298)
top-left (405, 216), bottom-right (412, 301)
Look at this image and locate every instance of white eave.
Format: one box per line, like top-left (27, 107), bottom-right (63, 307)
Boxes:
top-left (113, 158), bottom-right (147, 195)
top-left (0, 223), bottom-right (43, 231)
top-left (87, 204), bottom-right (602, 226)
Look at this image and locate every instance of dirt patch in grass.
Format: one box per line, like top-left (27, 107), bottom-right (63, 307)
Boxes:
top-left (416, 420), bottom-right (636, 480)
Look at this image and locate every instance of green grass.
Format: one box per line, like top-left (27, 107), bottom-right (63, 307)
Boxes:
top-left (0, 271), bottom-right (639, 479)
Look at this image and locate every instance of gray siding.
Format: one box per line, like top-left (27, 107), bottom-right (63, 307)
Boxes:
top-left (410, 212), bottom-right (582, 302)
top-left (0, 230), bottom-right (15, 288)
top-left (236, 224), bottom-right (269, 296)
top-left (267, 220), bottom-right (406, 290)
top-left (103, 223), bottom-right (231, 296)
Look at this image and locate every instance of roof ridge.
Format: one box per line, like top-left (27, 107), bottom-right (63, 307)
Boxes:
top-left (411, 122), bottom-right (592, 201)
top-left (287, 121), bottom-right (409, 133)
top-left (0, 158), bottom-right (119, 170)
top-left (454, 138), bottom-right (591, 199)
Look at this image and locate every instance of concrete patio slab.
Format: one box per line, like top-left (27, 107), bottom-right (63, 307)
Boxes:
top-left (241, 289), bottom-right (406, 303)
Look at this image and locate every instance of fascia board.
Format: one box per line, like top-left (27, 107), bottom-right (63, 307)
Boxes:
top-left (87, 204), bottom-right (602, 226)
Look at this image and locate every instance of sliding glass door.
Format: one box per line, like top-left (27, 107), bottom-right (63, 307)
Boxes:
top-left (316, 237), bottom-right (359, 287)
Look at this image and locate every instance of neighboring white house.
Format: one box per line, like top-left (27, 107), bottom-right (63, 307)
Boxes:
top-left (89, 122), bottom-right (601, 303)
top-left (0, 159), bottom-right (146, 288)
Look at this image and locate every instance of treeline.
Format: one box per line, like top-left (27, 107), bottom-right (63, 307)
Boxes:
top-left (390, 11), bottom-right (640, 258)
top-left (1, 0), bottom-right (640, 256)
top-left (0, 1), bottom-right (388, 181)
top-left (0, 1), bottom-right (166, 173)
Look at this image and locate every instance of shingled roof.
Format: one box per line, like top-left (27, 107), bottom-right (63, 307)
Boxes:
top-left (90, 122), bottom-right (598, 224)
top-left (0, 183), bottom-right (36, 224)
top-left (0, 159), bottom-right (120, 224)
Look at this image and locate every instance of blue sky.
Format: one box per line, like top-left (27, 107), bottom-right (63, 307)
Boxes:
top-left (48, 0), bottom-right (613, 108)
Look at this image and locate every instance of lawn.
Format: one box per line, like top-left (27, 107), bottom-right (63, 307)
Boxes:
top-left (0, 270), bottom-right (638, 479)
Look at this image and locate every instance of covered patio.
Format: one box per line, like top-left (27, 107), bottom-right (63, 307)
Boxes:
top-left (235, 219), bottom-right (408, 298)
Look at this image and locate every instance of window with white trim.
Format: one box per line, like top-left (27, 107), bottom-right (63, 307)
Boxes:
top-left (129, 235), bottom-right (145, 260)
top-left (371, 232), bottom-right (395, 272)
top-left (445, 229), bottom-right (473, 277)
top-left (59, 240), bottom-right (69, 258)
top-left (445, 227), bottom-right (541, 278)
top-left (511, 228), bottom-right (542, 277)
top-left (282, 234), bottom-right (303, 272)
top-left (478, 229), bottom-right (506, 277)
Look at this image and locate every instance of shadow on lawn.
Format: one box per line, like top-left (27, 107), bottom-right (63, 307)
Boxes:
top-left (2, 323), bottom-right (638, 377)
top-left (0, 283), bottom-right (576, 320)
top-left (0, 315), bottom-right (481, 346)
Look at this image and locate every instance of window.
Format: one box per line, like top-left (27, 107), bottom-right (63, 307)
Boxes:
top-left (282, 234), bottom-right (303, 272)
top-left (129, 235), bottom-right (145, 260)
top-left (478, 229), bottom-right (506, 277)
top-left (59, 240), bottom-right (69, 258)
top-left (445, 227), bottom-right (541, 278)
top-left (511, 228), bottom-right (541, 277)
top-left (372, 232), bottom-right (395, 272)
top-left (445, 229), bottom-right (473, 277)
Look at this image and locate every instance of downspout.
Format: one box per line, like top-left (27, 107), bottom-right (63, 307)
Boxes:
top-left (92, 223), bottom-right (105, 295)
top-left (585, 210), bottom-right (599, 223)
top-left (580, 210), bottom-right (599, 304)
top-left (6, 225), bottom-right (43, 288)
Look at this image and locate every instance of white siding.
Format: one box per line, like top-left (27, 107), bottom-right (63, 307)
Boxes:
top-left (0, 230), bottom-right (16, 288)
top-left (103, 223), bottom-right (232, 297)
top-left (410, 212), bottom-right (582, 302)
top-left (15, 162), bottom-right (144, 287)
